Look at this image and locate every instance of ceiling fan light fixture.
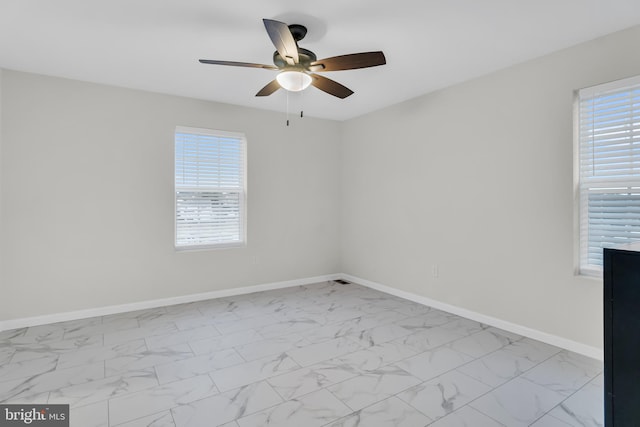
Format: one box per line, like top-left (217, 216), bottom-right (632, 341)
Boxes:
top-left (276, 70), bottom-right (312, 92)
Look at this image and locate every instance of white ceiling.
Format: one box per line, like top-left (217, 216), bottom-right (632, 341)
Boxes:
top-left (1, 1), bottom-right (640, 121)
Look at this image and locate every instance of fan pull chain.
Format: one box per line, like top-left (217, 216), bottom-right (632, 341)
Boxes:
top-left (286, 91), bottom-right (290, 126)
top-left (300, 89), bottom-right (304, 118)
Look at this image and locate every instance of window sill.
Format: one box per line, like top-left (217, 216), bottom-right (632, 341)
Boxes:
top-left (576, 267), bottom-right (603, 280)
top-left (175, 242), bottom-right (246, 252)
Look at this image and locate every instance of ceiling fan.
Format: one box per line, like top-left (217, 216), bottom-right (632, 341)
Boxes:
top-left (199, 19), bottom-right (386, 99)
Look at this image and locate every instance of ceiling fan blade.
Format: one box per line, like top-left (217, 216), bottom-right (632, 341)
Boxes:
top-left (199, 59), bottom-right (278, 70)
top-left (310, 74), bottom-right (354, 99)
top-left (309, 51), bottom-right (386, 72)
top-left (255, 80), bottom-right (281, 97)
top-left (263, 19), bottom-right (299, 66)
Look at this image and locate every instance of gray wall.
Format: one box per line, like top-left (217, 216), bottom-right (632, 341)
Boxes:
top-left (3, 25), bottom-right (640, 350)
top-left (340, 25), bottom-right (640, 349)
top-left (0, 68), bottom-right (3, 292)
top-left (0, 71), bottom-right (341, 320)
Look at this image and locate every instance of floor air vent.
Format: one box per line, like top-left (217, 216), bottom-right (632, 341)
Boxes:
top-left (334, 279), bottom-right (351, 285)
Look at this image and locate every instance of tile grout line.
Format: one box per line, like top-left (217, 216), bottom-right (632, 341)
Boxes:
top-left (446, 348), bottom-right (592, 426)
top-left (266, 331), bottom-right (562, 425)
top-left (525, 368), bottom-right (604, 426)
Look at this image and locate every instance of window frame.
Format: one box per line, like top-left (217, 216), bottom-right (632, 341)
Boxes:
top-left (174, 126), bottom-right (247, 251)
top-left (575, 75), bottom-right (640, 277)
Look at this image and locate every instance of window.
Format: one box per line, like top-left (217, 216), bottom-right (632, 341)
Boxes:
top-left (577, 76), bottom-right (640, 276)
top-left (175, 126), bottom-right (246, 249)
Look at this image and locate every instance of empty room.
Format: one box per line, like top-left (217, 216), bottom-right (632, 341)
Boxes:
top-left (2, 1), bottom-right (640, 426)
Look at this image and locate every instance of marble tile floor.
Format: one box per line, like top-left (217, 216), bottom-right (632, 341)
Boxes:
top-left (0, 281), bottom-right (603, 427)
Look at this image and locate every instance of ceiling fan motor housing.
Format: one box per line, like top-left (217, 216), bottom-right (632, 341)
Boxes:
top-left (273, 47), bottom-right (317, 69)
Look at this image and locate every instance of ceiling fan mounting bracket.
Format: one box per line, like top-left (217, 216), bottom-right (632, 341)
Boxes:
top-left (288, 24), bottom-right (307, 41)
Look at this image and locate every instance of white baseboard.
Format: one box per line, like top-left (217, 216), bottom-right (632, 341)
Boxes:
top-left (341, 273), bottom-right (604, 361)
top-left (0, 271), bottom-right (603, 361)
top-left (0, 274), bottom-right (341, 332)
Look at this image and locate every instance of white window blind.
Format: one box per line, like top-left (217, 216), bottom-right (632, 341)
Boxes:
top-left (578, 75), bottom-right (640, 275)
top-left (175, 126), bottom-right (246, 249)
